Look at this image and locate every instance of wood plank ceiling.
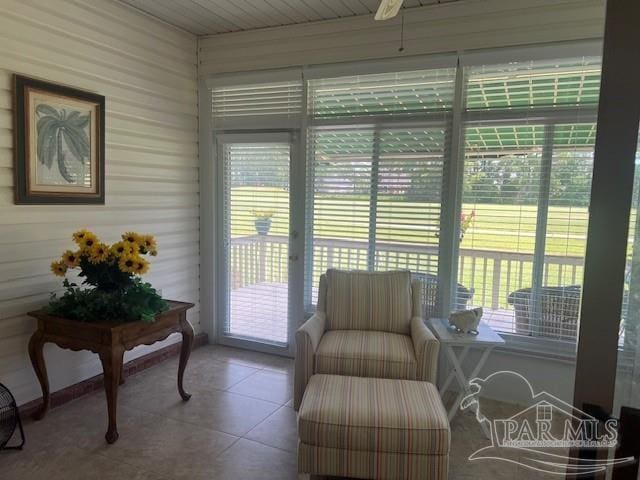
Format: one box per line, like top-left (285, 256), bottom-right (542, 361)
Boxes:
top-left (118, 0), bottom-right (461, 35)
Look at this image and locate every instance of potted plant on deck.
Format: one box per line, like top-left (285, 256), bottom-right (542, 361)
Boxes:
top-left (459, 210), bottom-right (476, 241)
top-left (253, 211), bottom-right (274, 236)
top-left (435, 210), bottom-right (476, 243)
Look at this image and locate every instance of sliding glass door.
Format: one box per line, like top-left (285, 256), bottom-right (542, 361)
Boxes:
top-left (217, 133), bottom-right (300, 353)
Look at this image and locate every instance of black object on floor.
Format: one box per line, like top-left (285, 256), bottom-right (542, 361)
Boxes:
top-left (0, 382), bottom-right (25, 450)
top-left (613, 406), bottom-right (640, 480)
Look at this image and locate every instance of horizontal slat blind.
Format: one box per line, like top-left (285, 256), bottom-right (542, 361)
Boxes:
top-left (458, 125), bottom-right (543, 331)
top-left (209, 49), bottom-right (606, 348)
top-left (307, 68), bottom-right (456, 119)
top-left (306, 127), bottom-right (449, 305)
top-left (305, 67), bottom-right (455, 306)
top-left (374, 129), bottom-right (446, 271)
top-left (223, 143), bottom-right (290, 344)
top-left (465, 57), bottom-right (602, 110)
top-left (537, 124), bottom-right (595, 341)
top-left (307, 128), bottom-right (374, 305)
top-left (212, 80), bottom-right (302, 128)
top-left (457, 56), bottom-right (601, 343)
top-left (617, 134), bottom-right (640, 383)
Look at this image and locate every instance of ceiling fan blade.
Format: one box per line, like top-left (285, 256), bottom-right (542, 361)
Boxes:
top-left (374, 0), bottom-right (404, 21)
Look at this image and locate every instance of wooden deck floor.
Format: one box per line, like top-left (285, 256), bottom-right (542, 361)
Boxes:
top-left (228, 282), bottom-right (515, 343)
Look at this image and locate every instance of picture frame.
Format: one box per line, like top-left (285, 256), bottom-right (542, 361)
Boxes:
top-left (13, 75), bottom-right (105, 204)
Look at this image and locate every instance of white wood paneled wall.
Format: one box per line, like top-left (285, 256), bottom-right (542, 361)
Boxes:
top-left (0, 0), bottom-right (199, 405)
top-left (198, 0), bottom-right (605, 76)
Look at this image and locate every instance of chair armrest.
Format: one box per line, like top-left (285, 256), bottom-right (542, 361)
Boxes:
top-left (294, 313), bottom-right (326, 410)
top-left (411, 316), bottom-right (439, 383)
top-left (297, 312), bottom-right (326, 351)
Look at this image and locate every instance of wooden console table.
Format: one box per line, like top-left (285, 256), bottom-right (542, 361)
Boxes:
top-left (27, 300), bottom-right (195, 443)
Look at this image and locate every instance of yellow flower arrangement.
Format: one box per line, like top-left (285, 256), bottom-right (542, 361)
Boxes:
top-left (140, 234), bottom-right (157, 254)
top-left (134, 257), bottom-right (150, 275)
top-left (118, 254), bottom-right (138, 274)
top-left (88, 243), bottom-right (109, 264)
top-left (72, 229), bottom-right (94, 243)
top-left (48, 229), bottom-right (167, 324)
top-left (51, 260), bottom-right (67, 277)
top-left (78, 234), bottom-right (98, 252)
top-left (110, 240), bottom-right (137, 257)
top-left (62, 250), bottom-right (81, 268)
top-left (52, 229), bottom-right (159, 282)
top-left (122, 231), bottom-right (141, 245)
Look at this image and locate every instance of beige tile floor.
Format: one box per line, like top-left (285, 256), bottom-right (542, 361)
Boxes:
top-left (0, 345), bottom-right (555, 480)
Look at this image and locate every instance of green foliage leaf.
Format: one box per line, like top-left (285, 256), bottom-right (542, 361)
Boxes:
top-left (36, 117), bottom-right (59, 168)
top-left (55, 129), bottom-right (74, 183)
top-left (62, 127), bottom-right (90, 164)
top-left (36, 104), bottom-right (60, 118)
top-left (47, 278), bottom-right (168, 324)
top-left (46, 132), bottom-right (58, 171)
top-left (66, 111), bottom-right (90, 129)
top-left (35, 105), bottom-right (90, 179)
top-left (77, 257), bottom-right (133, 291)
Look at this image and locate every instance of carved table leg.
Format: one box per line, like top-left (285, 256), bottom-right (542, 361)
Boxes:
top-left (177, 315), bottom-right (194, 401)
top-left (28, 330), bottom-right (49, 420)
top-left (99, 347), bottom-right (124, 444)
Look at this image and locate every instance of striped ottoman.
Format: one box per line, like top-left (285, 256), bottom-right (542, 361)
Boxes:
top-left (298, 374), bottom-right (450, 480)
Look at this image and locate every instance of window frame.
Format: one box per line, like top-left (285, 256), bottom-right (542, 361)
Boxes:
top-left (303, 66), bottom-right (458, 311)
top-left (453, 63), bottom-right (600, 351)
top-left (207, 41), bottom-right (603, 356)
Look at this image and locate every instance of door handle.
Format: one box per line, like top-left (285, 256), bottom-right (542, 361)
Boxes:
top-left (289, 254), bottom-right (299, 261)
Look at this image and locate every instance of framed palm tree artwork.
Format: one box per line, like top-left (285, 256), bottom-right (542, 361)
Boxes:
top-left (13, 75), bottom-right (105, 204)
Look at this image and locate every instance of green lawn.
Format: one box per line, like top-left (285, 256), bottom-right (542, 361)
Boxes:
top-left (228, 186), bottom-right (589, 258)
top-left (227, 187), bottom-right (595, 307)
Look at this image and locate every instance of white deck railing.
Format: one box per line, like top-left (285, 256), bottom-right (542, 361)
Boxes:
top-left (229, 234), bottom-right (584, 311)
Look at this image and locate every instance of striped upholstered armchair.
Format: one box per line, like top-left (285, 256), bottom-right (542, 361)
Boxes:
top-left (294, 269), bottom-right (440, 410)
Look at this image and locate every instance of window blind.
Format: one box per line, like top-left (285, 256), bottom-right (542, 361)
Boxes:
top-left (458, 124), bottom-right (543, 334)
top-left (527, 124), bottom-right (594, 341)
top-left (212, 80), bottom-right (303, 128)
top-left (457, 56), bottom-right (601, 343)
top-left (465, 57), bottom-right (602, 110)
top-left (305, 126), bottom-right (448, 306)
top-left (303, 67), bottom-right (455, 306)
top-left (209, 48), bottom-right (604, 349)
top-left (307, 68), bottom-right (456, 120)
top-left (222, 142), bottom-right (290, 344)
top-left (617, 135), bottom-right (640, 386)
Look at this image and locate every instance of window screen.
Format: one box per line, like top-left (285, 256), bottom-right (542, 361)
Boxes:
top-left (305, 67), bottom-right (456, 307)
top-left (457, 57), bottom-right (601, 342)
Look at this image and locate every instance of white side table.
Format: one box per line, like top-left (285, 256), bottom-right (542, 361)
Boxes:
top-left (428, 318), bottom-right (505, 436)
